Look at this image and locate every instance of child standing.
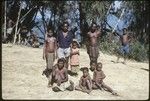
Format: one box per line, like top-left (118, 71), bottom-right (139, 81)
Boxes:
top-left (70, 41), bottom-right (80, 76)
top-left (43, 28), bottom-right (57, 87)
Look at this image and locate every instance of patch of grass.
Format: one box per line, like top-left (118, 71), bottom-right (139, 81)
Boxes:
top-left (99, 39), bottom-right (149, 62)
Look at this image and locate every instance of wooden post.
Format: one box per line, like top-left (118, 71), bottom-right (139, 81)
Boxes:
top-left (17, 28), bottom-right (21, 44)
top-left (13, 2), bottom-right (22, 44)
top-left (4, 1), bottom-right (7, 39)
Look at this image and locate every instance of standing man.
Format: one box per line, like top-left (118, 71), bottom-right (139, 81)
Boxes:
top-left (57, 21), bottom-right (74, 69)
top-left (87, 22), bottom-right (101, 63)
top-left (116, 28), bottom-right (131, 64)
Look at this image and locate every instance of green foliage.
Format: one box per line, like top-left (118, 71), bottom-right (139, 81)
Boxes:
top-left (99, 38), bottom-right (149, 62)
top-left (99, 39), bottom-right (119, 55)
top-left (128, 41), bottom-right (148, 62)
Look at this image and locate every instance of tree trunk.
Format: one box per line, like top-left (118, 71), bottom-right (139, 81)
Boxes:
top-left (17, 28), bottom-right (21, 44)
top-left (4, 1), bottom-right (7, 39)
top-left (13, 3), bottom-right (22, 44)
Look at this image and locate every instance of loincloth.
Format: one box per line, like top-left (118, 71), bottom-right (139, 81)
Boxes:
top-left (46, 53), bottom-right (55, 69)
top-left (52, 81), bottom-right (71, 91)
top-left (89, 45), bottom-right (99, 58)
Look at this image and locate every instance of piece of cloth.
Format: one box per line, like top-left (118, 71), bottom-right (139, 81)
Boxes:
top-left (89, 45), bottom-right (99, 58)
top-left (57, 47), bottom-right (71, 58)
top-left (45, 53), bottom-right (55, 69)
top-left (70, 48), bottom-right (79, 65)
top-left (7, 28), bottom-right (13, 34)
top-left (119, 44), bottom-right (129, 55)
top-left (53, 81), bottom-right (71, 91)
top-left (57, 31), bottom-right (73, 48)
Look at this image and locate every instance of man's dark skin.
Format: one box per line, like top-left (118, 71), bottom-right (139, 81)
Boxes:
top-left (87, 23), bottom-right (101, 63)
top-left (59, 23), bottom-right (71, 68)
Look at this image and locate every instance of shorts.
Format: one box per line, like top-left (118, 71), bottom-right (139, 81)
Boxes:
top-left (53, 81), bottom-right (71, 91)
top-left (119, 44), bottom-right (129, 55)
top-left (57, 47), bottom-right (71, 58)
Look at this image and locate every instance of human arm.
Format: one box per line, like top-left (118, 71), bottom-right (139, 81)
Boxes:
top-left (79, 77), bottom-right (85, 90)
top-left (60, 69), bottom-right (68, 83)
top-left (92, 71), bottom-right (97, 82)
top-left (87, 76), bottom-right (92, 93)
top-left (96, 28), bottom-right (101, 37)
top-left (70, 48), bottom-right (79, 55)
top-left (54, 38), bottom-right (58, 59)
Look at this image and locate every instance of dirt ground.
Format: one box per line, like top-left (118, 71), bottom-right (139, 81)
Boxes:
top-left (2, 43), bottom-right (149, 100)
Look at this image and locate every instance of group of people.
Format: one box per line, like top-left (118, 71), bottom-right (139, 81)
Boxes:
top-left (42, 21), bottom-right (131, 95)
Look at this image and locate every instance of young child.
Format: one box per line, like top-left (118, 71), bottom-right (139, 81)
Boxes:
top-left (116, 28), bottom-right (131, 64)
top-left (43, 28), bottom-right (57, 87)
top-left (75, 67), bottom-right (92, 94)
top-left (89, 61), bottom-right (97, 72)
top-left (52, 58), bottom-right (74, 92)
top-left (70, 41), bottom-right (80, 76)
top-left (92, 62), bottom-right (118, 95)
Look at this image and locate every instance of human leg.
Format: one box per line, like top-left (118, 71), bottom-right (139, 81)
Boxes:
top-left (101, 82), bottom-right (117, 95)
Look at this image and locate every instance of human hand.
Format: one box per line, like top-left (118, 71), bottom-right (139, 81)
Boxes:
top-left (57, 80), bottom-right (61, 86)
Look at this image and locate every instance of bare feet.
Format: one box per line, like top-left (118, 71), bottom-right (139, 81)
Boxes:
top-left (112, 91), bottom-right (119, 96)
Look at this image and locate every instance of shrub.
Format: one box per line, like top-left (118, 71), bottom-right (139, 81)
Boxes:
top-left (99, 39), bottom-right (148, 62)
top-left (128, 41), bottom-right (148, 62)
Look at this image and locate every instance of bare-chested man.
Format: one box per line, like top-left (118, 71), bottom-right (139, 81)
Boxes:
top-left (116, 28), bottom-right (131, 64)
top-left (87, 22), bottom-right (101, 63)
top-left (92, 62), bottom-right (118, 95)
top-left (52, 58), bottom-right (74, 92)
top-left (43, 28), bottom-right (57, 87)
top-left (75, 67), bottom-right (92, 94)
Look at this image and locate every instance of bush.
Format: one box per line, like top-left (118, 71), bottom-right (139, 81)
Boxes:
top-left (128, 41), bottom-right (148, 62)
top-left (99, 39), bottom-right (148, 62)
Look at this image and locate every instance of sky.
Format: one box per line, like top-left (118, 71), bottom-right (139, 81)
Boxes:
top-left (31, 0), bottom-right (134, 43)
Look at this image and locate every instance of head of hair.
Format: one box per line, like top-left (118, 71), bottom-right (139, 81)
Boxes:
top-left (62, 21), bottom-right (69, 27)
top-left (80, 67), bottom-right (89, 72)
top-left (123, 28), bottom-right (127, 32)
top-left (57, 58), bottom-right (65, 64)
top-left (97, 62), bottom-right (102, 68)
top-left (72, 41), bottom-right (79, 48)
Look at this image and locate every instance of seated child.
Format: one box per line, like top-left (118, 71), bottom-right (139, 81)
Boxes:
top-left (70, 41), bottom-right (80, 76)
top-left (92, 62), bottom-right (118, 95)
top-left (52, 58), bottom-right (74, 92)
top-left (75, 67), bottom-right (92, 94)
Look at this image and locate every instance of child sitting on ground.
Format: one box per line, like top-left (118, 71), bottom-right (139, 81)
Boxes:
top-left (52, 58), bottom-right (74, 92)
top-left (75, 67), bottom-right (92, 94)
top-left (92, 62), bottom-right (118, 95)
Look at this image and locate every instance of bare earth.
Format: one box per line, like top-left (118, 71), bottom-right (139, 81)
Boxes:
top-left (2, 44), bottom-right (149, 100)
